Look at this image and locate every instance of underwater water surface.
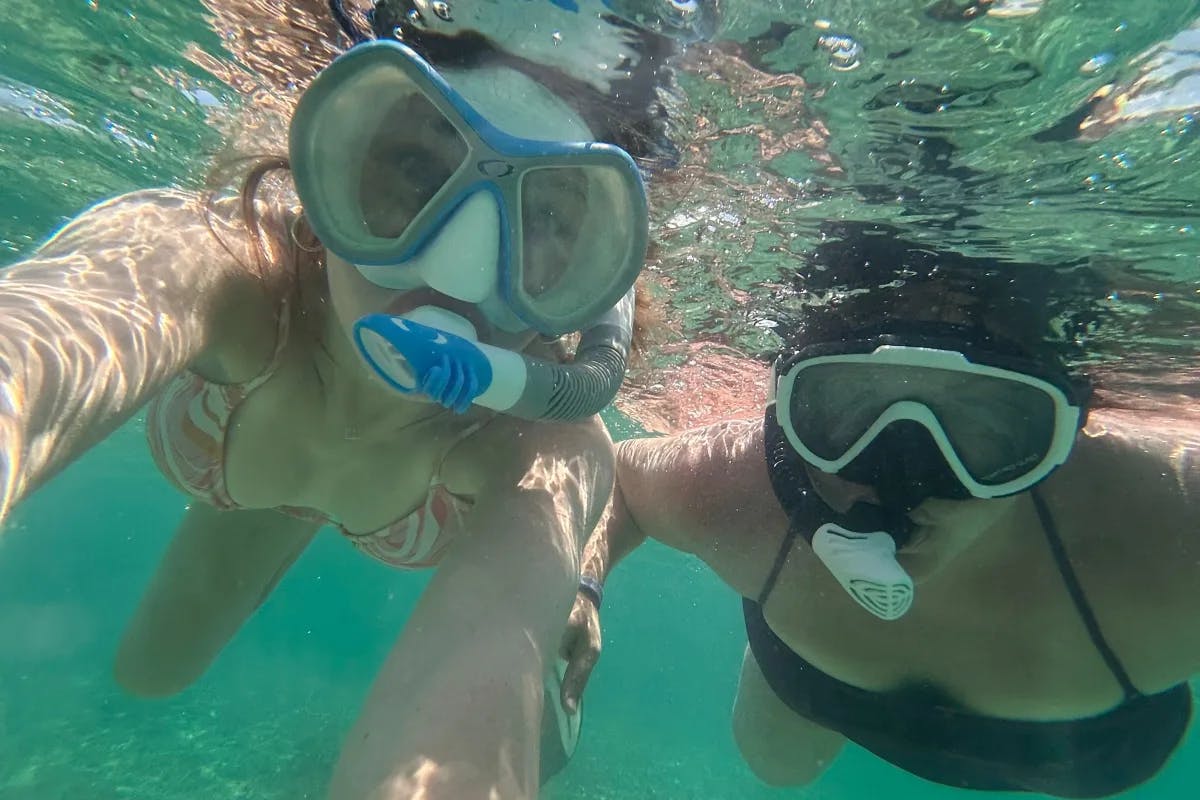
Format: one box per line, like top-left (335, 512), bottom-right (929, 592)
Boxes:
top-left (2, 1), bottom-right (1199, 798)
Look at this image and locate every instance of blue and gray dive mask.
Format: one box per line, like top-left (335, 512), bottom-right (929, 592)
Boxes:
top-left (289, 40), bottom-right (649, 420)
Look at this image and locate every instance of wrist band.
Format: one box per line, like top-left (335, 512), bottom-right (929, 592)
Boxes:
top-left (578, 575), bottom-right (604, 609)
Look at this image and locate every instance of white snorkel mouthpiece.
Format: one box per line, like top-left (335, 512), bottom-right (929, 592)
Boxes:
top-left (810, 524), bottom-right (914, 621)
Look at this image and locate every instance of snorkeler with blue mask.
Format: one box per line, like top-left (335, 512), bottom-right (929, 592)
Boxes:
top-left (0, 10), bottom-right (666, 798)
top-left (290, 39), bottom-right (648, 419)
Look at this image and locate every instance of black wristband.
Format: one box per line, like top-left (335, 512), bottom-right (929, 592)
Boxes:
top-left (578, 575), bottom-right (604, 609)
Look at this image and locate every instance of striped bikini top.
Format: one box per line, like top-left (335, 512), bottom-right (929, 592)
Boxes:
top-left (145, 304), bottom-right (482, 569)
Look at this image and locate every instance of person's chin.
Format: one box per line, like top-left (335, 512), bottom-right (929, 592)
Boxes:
top-left (896, 516), bottom-right (962, 584)
top-left (900, 496), bottom-right (1017, 580)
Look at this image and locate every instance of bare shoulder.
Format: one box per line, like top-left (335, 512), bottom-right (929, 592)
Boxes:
top-left (1083, 406), bottom-right (1200, 446)
top-left (1056, 409), bottom-right (1200, 689)
top-left (35, 189), bottom-right (224, 258)
top-left (614, 418), bottom-right (789, 569)
top-left (29, 188), bottom-right (295, 287)
top-left (1078, 407), bottom-right (1200, 510)
top-left (9, 187), bottom-right (295, 381)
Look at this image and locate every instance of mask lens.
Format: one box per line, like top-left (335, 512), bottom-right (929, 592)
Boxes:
top-left (930, 375), bottom-right (1058, 485)
top-left (294, 58), bottom-right (469, 260)
top-left (358, 89), bottom-right (467, 238)
top-left (518, 164), bottom-right (640, 330)
top-left (788, 363), bottom-right (894, 459)
top-left (787, 362), bottom-right (1060, 486)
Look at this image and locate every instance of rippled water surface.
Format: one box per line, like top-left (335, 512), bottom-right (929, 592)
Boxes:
top-left (638, 0), bottom-right (1199, 414)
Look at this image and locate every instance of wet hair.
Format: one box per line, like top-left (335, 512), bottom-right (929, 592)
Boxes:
top-left (349, 0), bottom-right (683, 170)
top-left (767, 221), bottom-right (1110, 382)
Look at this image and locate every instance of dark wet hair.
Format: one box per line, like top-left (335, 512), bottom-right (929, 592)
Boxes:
top-left (330, 0), bottom-right (682, 170)
top-left (766, 221), bottom-right (1111, 380)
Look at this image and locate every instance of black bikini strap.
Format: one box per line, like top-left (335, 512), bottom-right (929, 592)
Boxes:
top-left (1031, 487), bottom-right (1140, 700)
top-left (758, 522), bottom-right (804, 607)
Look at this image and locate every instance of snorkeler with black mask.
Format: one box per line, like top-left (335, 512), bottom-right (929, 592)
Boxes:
top-left (761, 321), bottom-right (1087, 621)
top-left (555, 265), bottom-right (1200, 798)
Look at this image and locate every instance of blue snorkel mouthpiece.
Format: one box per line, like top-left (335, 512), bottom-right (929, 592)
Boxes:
top-left (353, 291), bottom-right (635, 421)
top-left (355, 315), bottom-right (493, 414)
top-left (354, 306), bottom-right (527, 415)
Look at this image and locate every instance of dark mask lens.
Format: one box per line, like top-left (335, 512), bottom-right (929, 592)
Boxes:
top-left (787, 363), bottom-right (895, 459)
top-left (927, 378), bottom-right (1058, 485)
top-left (787, 361), bottom-right (1058, 486)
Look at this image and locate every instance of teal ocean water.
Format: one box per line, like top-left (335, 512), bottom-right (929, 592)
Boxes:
top-left (2, 1), bottom-right (1199, 798)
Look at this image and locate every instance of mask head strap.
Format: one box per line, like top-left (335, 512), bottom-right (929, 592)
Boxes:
top-left (330, 0), bottom-right (372, 44)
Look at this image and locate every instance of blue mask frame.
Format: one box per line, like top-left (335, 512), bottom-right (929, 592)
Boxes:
top-left (289, 40), bottom-right (649, 336)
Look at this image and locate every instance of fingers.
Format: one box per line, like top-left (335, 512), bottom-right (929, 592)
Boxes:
top-left (558, 600), bottom-right (602, 714)
top-left (560, 638), bottom-right (599, 714)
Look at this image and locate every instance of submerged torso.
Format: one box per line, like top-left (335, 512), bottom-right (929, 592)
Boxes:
top-left (700, 411), bottom-right (1200, 719)
top-left (146, 253), bottom-right (499, 568)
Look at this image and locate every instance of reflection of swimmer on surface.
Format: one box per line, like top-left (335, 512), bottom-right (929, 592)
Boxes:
top-left (1079, 19), bottom-right (1200, 139)
top-left (617, 341), bottom-right (769, 433)
top-left (562, 244), bottom-right (1200, 798)
top-left (1029, 14), bottom-right (1200, 142)
top-left (0, 4), bottom-right (674, 796)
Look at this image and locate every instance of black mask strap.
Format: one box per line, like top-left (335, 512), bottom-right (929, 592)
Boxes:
top-left (763, 405), bottom-right (917, 620)
top-left (764, 405), bottom-right (913, 548)
top-left (330, 0), bottom-right (372, 44)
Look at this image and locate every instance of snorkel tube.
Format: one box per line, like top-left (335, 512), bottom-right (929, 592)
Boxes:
top-left (354, 288), bottom-right (635, 421)
top-left (764, 372), bottom-right (916, 622)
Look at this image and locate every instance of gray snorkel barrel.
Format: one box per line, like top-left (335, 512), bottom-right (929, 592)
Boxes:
top-left (353, 288), bottom-right (638, 422)
top-left (507, 287), bottom-right (636, 421)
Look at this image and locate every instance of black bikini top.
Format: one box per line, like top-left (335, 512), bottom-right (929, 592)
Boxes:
top-left (761, 402), bottom-right (1141, 700)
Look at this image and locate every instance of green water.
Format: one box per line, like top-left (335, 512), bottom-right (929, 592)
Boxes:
top-left (5, 417), bottom-right (1200, 799)
top-left (2, 1), bottom-right (1199, 798)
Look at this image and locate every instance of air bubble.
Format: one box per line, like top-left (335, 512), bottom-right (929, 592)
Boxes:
top-left (1080, 53), bottom-right (1113, 74)
top-left (818, 34), bottom-right (862, 72)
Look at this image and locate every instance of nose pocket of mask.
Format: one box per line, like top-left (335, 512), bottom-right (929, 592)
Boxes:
top-left (850, 420), bottom-right (974, 510)
top-left (413, 190), bottom-right (501, 303)
top-left (811, 524), bottom-right (914, 621)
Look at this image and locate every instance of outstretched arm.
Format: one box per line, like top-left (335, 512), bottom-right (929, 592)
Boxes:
top-left (559, 418), bottom-right (791, 709)
top-left (555, 463), bottom-right (648, 713)
top-left (610, 418), bottom-right (790, 594)
top-left (0, 189), bottom-right (280, 524)
top-left (581, 418), bottom-right (779, 584)
top-left (328, 416), bottom-right (614, 800)
top-left (579, 477), bottom-right (646, 588)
